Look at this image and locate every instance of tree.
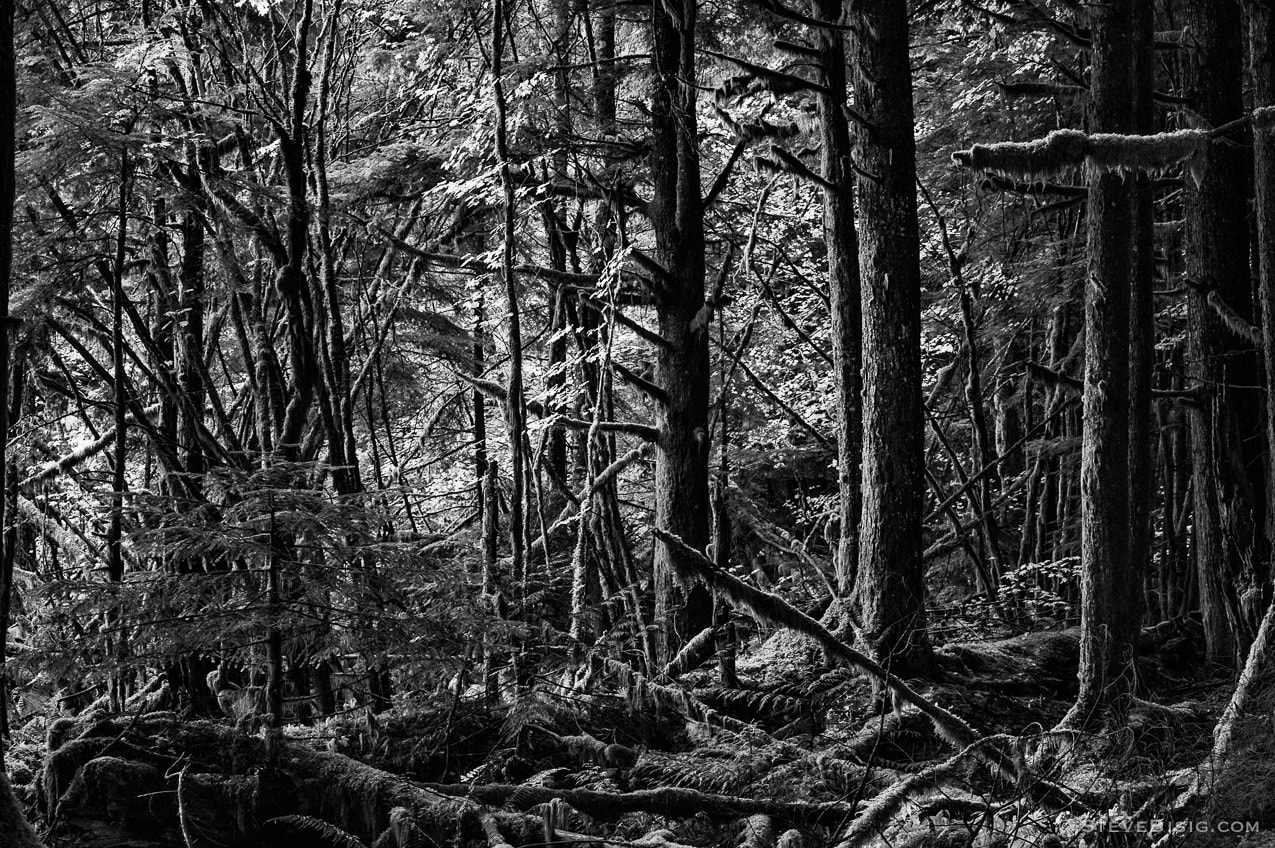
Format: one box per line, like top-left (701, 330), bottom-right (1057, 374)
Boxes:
top-left (1252, 0), bottom-right (1275, 627)
top-left (812, 0), bottom-right (863, 598)
top-left (0, 0), bottom-right (40, 840)
top-left (1184, 0), bottom-right (1265, 666)
top-left (1063, 0), bottom-right (1137, 728)
top-left (848, 0), bottom-right (933, 672)
top-left (0, 0), bottom-right (14, 749)
top-left (1126, 0), bottom-right (1154, 645)
top-left (649, 0), bottom-right (715, 656)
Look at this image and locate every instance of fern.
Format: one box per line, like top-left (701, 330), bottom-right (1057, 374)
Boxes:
top-left (264, 815), bottom-right (367, 848)
top-left (632, 744), bottom-right (793, 794)
top-left (698, 686), bottom-right (807, 721)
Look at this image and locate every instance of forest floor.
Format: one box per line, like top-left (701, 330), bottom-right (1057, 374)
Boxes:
top-left (7, 624), bottom-right (1273, 848)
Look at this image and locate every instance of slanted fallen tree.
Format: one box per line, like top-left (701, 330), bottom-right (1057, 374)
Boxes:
top-left (651, 531), bottom-right (1011, 770)
top-left (651, 528), bottom-right (1089, 823)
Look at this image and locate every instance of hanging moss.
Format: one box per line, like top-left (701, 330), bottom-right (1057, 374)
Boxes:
top-left (1086, 130), bottom-right (1209, 176)
top-left (952, 128), bottom-right (1209, 181)
top-left (951, 129), bottom-right (1089, 181)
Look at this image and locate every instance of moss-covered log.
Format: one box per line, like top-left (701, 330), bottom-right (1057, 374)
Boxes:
top-left (420, 782), bottom-right (860, 826)
top-left (40, 716), bottom-right (604, 848)
top-left (952, 127), bottom-right (1209, 182)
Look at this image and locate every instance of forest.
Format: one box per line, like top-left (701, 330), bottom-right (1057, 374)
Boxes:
top-left (1, 0), bottom-right (1275, 845)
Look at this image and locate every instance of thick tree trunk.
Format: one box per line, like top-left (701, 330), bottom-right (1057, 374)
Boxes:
top-left (649, 0), bottom-right (713, 657)
top-left (1125, 0), bottom-right (1154, 666)
top-left (1250, 0), bottom-right (1275, 625)
top-left (1063, 0), bottom-right (1135, 728)
top-left (1183, 0), bottom-right (1259, 666)
top-left (813, 0), bottom-right (862, 597)
top-left (848, 0), bottom-right (933, 672)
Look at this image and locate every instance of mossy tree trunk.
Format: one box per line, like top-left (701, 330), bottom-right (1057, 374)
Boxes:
top-left (1183, 0), bottom-right (1261, 666)
top-left (1063, 0), bottom-right (1135, 728)
top-left (813, 0), bottom-right (862, 598)
top-left (1125, 0), bottom-right (1154, 659)
top-left (649, 0), bottom-right (714, 659)
top-left (1249, 0), bottom-right (1275, 627)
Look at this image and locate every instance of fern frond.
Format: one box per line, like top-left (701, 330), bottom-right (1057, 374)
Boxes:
top-left (264, 815), bottom-right (367, 848)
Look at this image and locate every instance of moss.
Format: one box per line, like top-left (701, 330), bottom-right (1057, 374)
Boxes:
top-left (1086, 130), bottom-right (1208, 176)
top-left (283, 744), bottom-right (471, 844)
top-left (952, 128), bottom-right (1209, 182)
top-left (951, 129), bottom-right (1090, 182)
top-left (57, 756), bottom-right (165, 830)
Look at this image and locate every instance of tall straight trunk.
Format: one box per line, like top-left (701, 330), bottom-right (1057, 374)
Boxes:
top-left (481, 459), bottom-right (500, 699)
top-left (0, 0), bottom-right (16, 773)
top-left (474, 295), bottom-right (488, 515)
top-left (108, 156), bottom-right (130, 586)
top-left (649, 0), bottom-right (713, 657)
top-left (1027, 304), bottom-right (1071, 564)
top-left (1184, 0), bottom-right (1258, 665)
top-left (848, 0), bottom-right (933, 672)
top-left (314, 0), bottom-right (360, 497)
top-left (813, 0), bottom-right (862, 598)
top-left (1250, 0), bottom-right (1275, 613)
top-left (491, 0), bottom-right (526, 596)
top-left (1063, 0), bottom-right (1135, 728)
top-left (543, 0), bottom-right (573, 488)
top-left (147, 198), bottom-right (177, 466)
top-left (176, 197), bottom-right (206, 480)
top-left (958, 279), bottom-right (1003, 580)
top-left (107, 154), bottom-right (131, 712)
top-left (1126, 0), bottom-right (1154, 652)
top-left (277, 0), bottom-right (318, 455)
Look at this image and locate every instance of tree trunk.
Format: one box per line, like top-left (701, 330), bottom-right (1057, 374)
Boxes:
top-left (0, 0), bottom-right (15, 767)
top-left (1063, 0), bottom-right (1135, 728)
top-left (492, 0), bottom-right (526, 601)
top-left (1125, 0), bottom-right (1154, 666)
top-left (813, 0), bottom-right (862, 598)
top-left (1183, 0), bottom-right (1258, 666)
top-left (1250, 0), bottom-right (1275, 631)
top-left (848, 0), bottom-right (933, 672)
top-left (649, 0), bottom-right (713, 658)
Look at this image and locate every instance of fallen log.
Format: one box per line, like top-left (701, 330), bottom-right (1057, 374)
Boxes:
top-left (421, 782), bottom-right (860, 826)
top-left (42, 715), bottom-right (667, 848)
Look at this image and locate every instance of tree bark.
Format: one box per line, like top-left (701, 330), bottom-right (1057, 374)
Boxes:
top-left (848, 0), bottom-right (934, 672)
top-left (1250, 0), bottom-right (1275, 632)
top-left (0, 4), bottom-right (45, 841)
top-left (1183, 0), bottom-right (1259, 665)
top-left (0, 0), bottom-right (15, 765)
top-left (492, 0), bottom-right (526, 601)
top-left (1125, 0), bottom-right (1154, 668)
top-left (649, 0), bottom-right (713, 657)
top-left (813, 0), bottom-right (862, 598)
top-left (1062, 0), bottom-right (1135, 728)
